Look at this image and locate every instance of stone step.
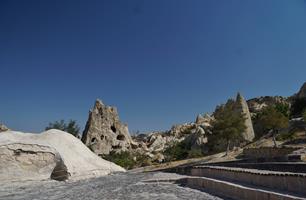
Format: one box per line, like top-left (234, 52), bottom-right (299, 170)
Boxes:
top-left (178, 176), bottom-right (306, 200)
top-left (188, 165), bottom-right (306, 196)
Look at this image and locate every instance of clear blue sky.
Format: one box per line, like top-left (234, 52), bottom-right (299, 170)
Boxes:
top-left (1, 0), bottom-right (306, 133)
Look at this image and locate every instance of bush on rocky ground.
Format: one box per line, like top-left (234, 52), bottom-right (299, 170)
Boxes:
top-left (102, 151), bottom-right (151, 169)
top-left (163, 140), bottom-right (205, 162)
top-left (276, 132), bottom-right (296, 141)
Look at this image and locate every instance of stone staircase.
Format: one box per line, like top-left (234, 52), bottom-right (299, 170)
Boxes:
top-left (171, 165), bottom-right (306, 200)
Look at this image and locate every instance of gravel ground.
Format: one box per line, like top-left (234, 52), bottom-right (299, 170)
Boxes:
top-left (0, 172), bottom-right (225, 200)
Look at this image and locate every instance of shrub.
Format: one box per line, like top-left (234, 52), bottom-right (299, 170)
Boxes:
top-left (163, 140), bottom-right (205, 162)
top-left (102, 151), bottom-right (151, 169)
top-left (102, 151), bottom-right (135, 169)
top-left (276, 132), bottom-right (295, 141)
top-left (164, 141), bottom-right (189, 162)
top-left (187, 148), bottom-right (203, 158)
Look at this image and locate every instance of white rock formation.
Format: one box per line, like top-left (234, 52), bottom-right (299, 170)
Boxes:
top-left (0, 129), bottom-right (125, 182)
top-left (235, 93), bottom-right (255, 141)
top-left (82, 99), bottom-right (137, 155)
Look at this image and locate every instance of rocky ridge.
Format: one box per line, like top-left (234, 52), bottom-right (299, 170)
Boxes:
top-left (247, 96), bottom-right (290, 114)
top-left (81, 93), bottom-right (256, 162)
top-left (70, 82), bottom-right (306, 165)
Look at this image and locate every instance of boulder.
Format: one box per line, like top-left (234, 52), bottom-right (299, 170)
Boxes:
top-left (195, 113), bottom-right (214, 128)
top-left (184, 126), bottom-right (208, 149)
top-left (0, 130), bottom-right (125, 182)
top-left (169, 123), bottom-right (195, 137)
top-left (148, 134), bottom-right (166, 152)
top-left (0, 124), bottom-right (9, 132)
top-left (82, 99), bottom-right (136, 155)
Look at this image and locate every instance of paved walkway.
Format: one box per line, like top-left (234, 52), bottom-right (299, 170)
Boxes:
top-left (0, 172), bottom-right (225, 200)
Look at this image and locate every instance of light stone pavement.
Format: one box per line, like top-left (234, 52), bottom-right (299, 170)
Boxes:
top-left (0, 172), bottom-right (226, 200)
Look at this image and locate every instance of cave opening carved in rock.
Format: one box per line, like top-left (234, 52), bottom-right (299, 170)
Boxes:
top-left (116, 134), bottom-right (125, 141)
top-left (50, 158), bottom-right (69, 181)
top-left (91, 137), bottom-right (97, 143)
top-left (111, 125), bottom-right (117, 133)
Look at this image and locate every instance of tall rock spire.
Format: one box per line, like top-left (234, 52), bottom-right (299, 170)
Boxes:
top-left (235, 92), bottom-right (255, 141)
top-left (82, 99), bottom-right (135, 155)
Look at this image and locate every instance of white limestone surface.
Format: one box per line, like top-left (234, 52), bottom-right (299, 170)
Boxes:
top-left (0, 129), bottom-right (125, 182)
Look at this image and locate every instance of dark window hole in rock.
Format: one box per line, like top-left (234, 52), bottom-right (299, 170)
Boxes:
top-left (112, 145), bottom-right (121, 150)
top-left (111, 125), bottom-right (117, 133)
top-left (51, 158), bottom-right (70, 181)
top-left (91, 137), bottom-right (97, 143)
top-left (117, 134), bottom-right (125, 141)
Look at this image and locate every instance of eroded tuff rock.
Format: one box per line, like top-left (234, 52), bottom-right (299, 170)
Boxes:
top-left (0, 130), bottom-right (125, 182)
top-left (0, 124), bottom-right (9, 132)
top-left (133, 114), bottom-right (214, 160)
top-left (82, 99), bottom-right (136, 155)
top-left (0, 143), bottom-right (62, 181)
top-left (133, 94), bottom-right (254, 160)
top-left (184, 126), bottom-right (208, 150)
top-left (169, 123), bottom-right (196, 137)
top-left (235, 93), bottom-right (255, 141)
top-left (195, 113), bottom-right (214, 128)
top-left (247, 96), bottom-right (289, 113)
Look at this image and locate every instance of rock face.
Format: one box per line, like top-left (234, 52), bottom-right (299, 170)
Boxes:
top-left (0, 130), bottom-right (125, 182)
top-left (247, 96), bottom-right (289, 113)
top-left (296, 82), bottom-right (306, 99)
top-left (82, 99), bottom-right (135, 155)
top-left (195, 113), bottom-right (214, 129)
top-left (0, 124), bottom-right (9, 132)
top-left (184, 126), bottom-right (208, 150)
top-left (133, 114), bottom-right (215, 161)
top-left (235, 93), bottom-right (255, 142)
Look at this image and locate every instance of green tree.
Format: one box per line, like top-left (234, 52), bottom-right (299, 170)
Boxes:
top-left (274, 103), bottom-right (290, 118)
top-left (45, 120), bottom-right (80, 137)
top-left (163, 141), bottom-right (190, 161)
top-left (257, 106), bottom-right (289, 147)
top-left (212, 99), bottom-right (247, 155)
